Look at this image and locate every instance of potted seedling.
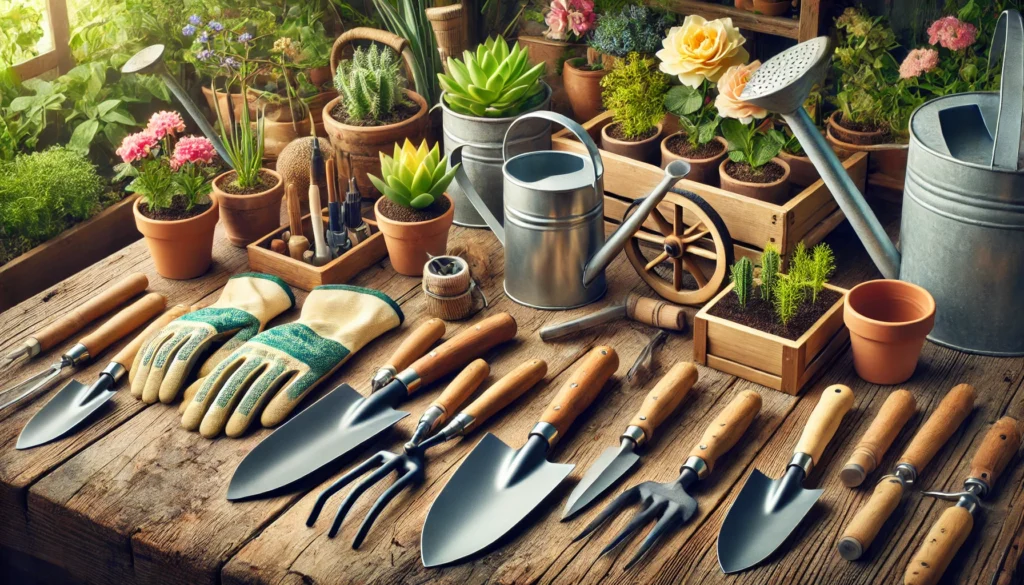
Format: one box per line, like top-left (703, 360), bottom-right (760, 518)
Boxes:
top-left (661, 83), bottom-right (726, 184)
top-left (562, 57), bottom-right (607, 123)
top-left (694, 242), bottom-right (849, 394)
top-left (600, 52), bottom-right (670, 163)
top-left (369, 139), bottom-right (458, 276)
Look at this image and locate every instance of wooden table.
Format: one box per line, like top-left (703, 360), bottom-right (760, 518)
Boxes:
top-left (1, 200), bottom-right (1022, 585)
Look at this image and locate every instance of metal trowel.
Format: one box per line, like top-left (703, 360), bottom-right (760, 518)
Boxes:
top-left (717, 384), bottom-right (854, 573)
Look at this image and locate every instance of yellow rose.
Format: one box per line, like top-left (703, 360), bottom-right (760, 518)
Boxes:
top-left (714, 61), bottom-right (767, 124)
top-left (656, 15), bottom-right (749, 88)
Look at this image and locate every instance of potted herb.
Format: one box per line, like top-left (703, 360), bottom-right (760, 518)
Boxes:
top-left (562, 57), bottom-right (606, 123)
top-left (776, 121), bottom-right (819, 188)
top-left (600, 52), bottom-right (669, 163)
top-left (118, 112), bottom-right (220, 279)
top-left (661, 83), bottom-right (726, 184)
top-left (186, 15), bottom-right (255, 124)
top-left (587, 4), bottom-right (673, 69)
top-left (369, 139), bottom-right (458, 276)
top-left (324, 43), bottom-right (429, 200)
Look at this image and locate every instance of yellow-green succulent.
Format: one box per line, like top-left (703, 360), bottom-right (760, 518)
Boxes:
top-left (439, 36), bottom-right (547, 118)
top-left (369, 139), bottom-right (459, 210)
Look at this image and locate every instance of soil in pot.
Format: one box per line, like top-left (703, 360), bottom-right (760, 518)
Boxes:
top-left (329, 101), bottom-right (422, 127)
top-left (216, 169), bottom-right (278, 194)
top-left (662, 134), bottom-right (728, 184)
top-left (829, 111), bottom-right (887, 146)
top-left (708, 287), bottom-right (844, 341)
top-left (725, 160), bottom-right (785, 183)
top-left (138, 196), bottom-right (212, 221)
top-left (720, 158), bottom-right (791, 204)
top-left (377, 195), bottom-right (451, 223)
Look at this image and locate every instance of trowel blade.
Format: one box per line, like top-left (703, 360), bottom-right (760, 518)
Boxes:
top-left (17, 377), bottom-right (115, 449)
top-left (561, 442), bottom-right (640, 520)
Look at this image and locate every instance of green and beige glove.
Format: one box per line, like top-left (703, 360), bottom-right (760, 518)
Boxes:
top-left (181, 285), bottom-right (403, 438)
top-left (129, 273), bottom-right (295, 405)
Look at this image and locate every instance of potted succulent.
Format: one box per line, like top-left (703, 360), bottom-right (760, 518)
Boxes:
top-left (600, 52), bottom-right (669, 163)
top-left (518, 0), bottom-right (595, 116)
top-left (587, 4), bottom-right (673, 69)
top-left (324, 44), bottom-right (429, 200)
top-left (117, 112), bottom-right (220, 279)
top-left (562, 57), bottom-right (606, 123)
top-left (369, 139), bottom-right (458, 276)
top-left (661, 82), bottom-right (726, 184)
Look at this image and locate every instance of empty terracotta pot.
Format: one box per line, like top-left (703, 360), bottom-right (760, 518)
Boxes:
top-left (844, 280), bottom-right (936, 385)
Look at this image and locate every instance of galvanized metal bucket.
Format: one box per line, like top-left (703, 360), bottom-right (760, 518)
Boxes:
top-left (441, 83), bottom-right (552, 227)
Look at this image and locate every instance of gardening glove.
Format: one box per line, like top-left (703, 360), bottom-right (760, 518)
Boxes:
top-left (181, 285), bottom-right (404, 438)
top-left (129, 273), bottom-right (295, 405)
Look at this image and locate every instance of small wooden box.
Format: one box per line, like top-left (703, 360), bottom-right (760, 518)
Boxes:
top-left (693, 281), bottom-right (849, 395)
top-left (246, 209), bottom-right (387, 291)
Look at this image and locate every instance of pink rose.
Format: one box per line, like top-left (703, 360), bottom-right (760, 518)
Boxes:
top-left (116, 130), bottom-right (159, 164)
top-left (714, 61), bottom-right (768, 124)
top-left (899, 48), bottom-right (940, 79)
top-left (545, 0), bottom-right (569, 41)
top-left (146, 111), bottom-right (186, 140)
top-left (567, 10), bottom-right (595, 37)
top-left (170, 135), bottom-right (217, 170)
top-left (927, 16), bottom-right (977, 51)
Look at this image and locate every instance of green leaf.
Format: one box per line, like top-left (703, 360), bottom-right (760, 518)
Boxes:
top-left (96, 99), bottom-right (122, 117)
top-left (408, 193), bottom-right (435, 209)
top-left (664, 85), bottom-right (703, 116)
top-left (720, 119), bottom-right (750, 152)
top-left (101, 109), bottom-right (136, 126)
top-left (697, 119), bottom-right (719, 145)
top-left (727, 150), bottom-right (748, 164)
top-left (68, 119), bottom-right (100, 155)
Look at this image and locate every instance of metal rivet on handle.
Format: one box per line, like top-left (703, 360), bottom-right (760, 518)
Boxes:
top-left (554, 405), bottom-right (561, 410)
top-left (571, 383), bottom-right (578, 388)
top-left (639, 416), bottom-right (647, 421)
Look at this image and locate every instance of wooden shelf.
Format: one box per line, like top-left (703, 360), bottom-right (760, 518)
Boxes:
top-left (652, 0), bottom-right (825, 42)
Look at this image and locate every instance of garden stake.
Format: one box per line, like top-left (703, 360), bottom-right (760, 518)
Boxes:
top-left (285, 183), bottom-right (309, 260)
top-left (345, 177), bottom-right (371, 244)
top-left (309, 140), bottom-right (331, 266)
top-left (325, 156), bottom-right (350, 259)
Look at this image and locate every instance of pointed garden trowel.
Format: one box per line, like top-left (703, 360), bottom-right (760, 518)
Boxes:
top-left (420, 345), bottom-right (619, 567)
top-left (717, 384), bottom-right (854, 573)
top-left (227, 313), bottom-right (518, 501)
top-left (562, 361), bottom-right (698, 520)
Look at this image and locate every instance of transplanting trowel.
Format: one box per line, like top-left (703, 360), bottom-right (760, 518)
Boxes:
top-left (717, 384), bottom-right (854, 573)
top-left (227, 313), bottom-right (518, 501)
top-left (421, 345), bottom-right (619, 567)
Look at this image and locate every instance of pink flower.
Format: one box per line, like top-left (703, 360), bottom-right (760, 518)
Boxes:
top-left (927, 16), bottom-right (977, 51)
top-left (545, 0), bottom-right (569, 41)
top-left (567, 9), bottom-right (596, 37)
top-left (170, 135), bottom-right (217, 170)
top-left (899, 48), bottom-right (940, 79)
top-left (146, 111), bottom-right (186, 139)
top-left (116, 131), bottom-right (159, 164)
top-left (544, 0), bottom-right (594, 40)
top-left (715, 61), bottom-right (768, 124)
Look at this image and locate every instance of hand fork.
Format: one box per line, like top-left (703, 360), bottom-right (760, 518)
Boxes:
top-left (573, 390), bottom-right (761, 570)
top-left (306, 358), bottom-right (547, 548)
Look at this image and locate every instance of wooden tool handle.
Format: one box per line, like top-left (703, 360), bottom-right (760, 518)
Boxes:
top-left (286, 182), bottom-right (303, 236)
top-left (900, 383), bottom-right (976, 472)
top-left (33, 273), bottom-right (149, 352)
top-left (841, 389), bottom-right (917, 487)
top-left (688, 390), bottom-right (761, 473)
top-left (539, 346), bottom-right (618, 445)
top-left (406, 313), bottom-right (517, 390)
top-left (389, 318), bottom-right (446, 371)
top-left (430, 359), bottom-right (489, 424)
top-left (80, 293), bottom-right (166, 357)
top-left (624, 294), bottom-right (687, 332)
top-left (326, 157), bottom-right (338, 205)
top-left (111, 305), bottom-right (189, 368)
top-left (461, 358), bottom-right (548, 432)
top-left (629, 362), bottom-right (698, 440)
top-left (794, 384), bottom-right (855, 464)
top-left (904, 506), bottom-right (974, 585)
top-left (837, 475), bottom-right (906, 560)
top-left (969, 417), bottom-right (1020, 486)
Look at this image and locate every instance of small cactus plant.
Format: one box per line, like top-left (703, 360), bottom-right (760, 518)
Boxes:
top-left (759, 243), bottom-right (781, 302)
top-left (333, 44), bottom-right (411, 124)
top-left (731, 257), bottom-right (754, 308)
top-left (773, 274), bottom-right (805, 326)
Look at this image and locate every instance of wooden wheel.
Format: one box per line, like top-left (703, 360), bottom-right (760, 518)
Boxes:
top-left (623, 190), bottom-right (734, 306)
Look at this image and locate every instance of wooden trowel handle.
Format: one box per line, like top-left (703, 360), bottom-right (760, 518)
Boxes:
top-left (629, 362), bottom-right (698, 441)
top-left (430, 359), bottom-right (489, 425)
top-left (900, 383), bottom-right (975, 472)
top-left (689, 390), bottom-right (761, 474)
top-left (842, 389), bottom-right (917, 487)
top-left (624, 294), bottom-right (687, 331)
top-left (461, 359), bottom-right (547, 433)
top-left (969, 417), bottom-right (1020, 486)
top-left (406, 313), bottom-right (517, 390)
top-left (80, 293), bottom-right (166, 358)
top-left (794, 384), bottom-right (854, 465)
top-left (539, 346), bottom-right (618, 445)
top-left (112, 305), bottom-right (189, 368)
top-left (34, 273), bottom-right (149, 352)
top-left (904, 506), bottom-right (973, 585)
top-left (388, 318), bottom-right (446, 372)
top-left (838, 475), bottom-right (906, 560)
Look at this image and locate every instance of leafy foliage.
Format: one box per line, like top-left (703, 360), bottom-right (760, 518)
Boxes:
top-left (664, 82), bottom-right (720, 150)
top-left (334, 45), bottom-right (411, 123)
top-left (372, 0), bottom-right (442, 105)
top-left (773, 274), bottom-right (805, 326)
top-left (721, 118), bottom-right (786, 172)
top-left (759, 243), bottom-right (781, 302)
top-left (439, 37), bottom-right (547, 118)
top-left (601, 52), bottom-right (669, 139)
top-left (589, 4), bottom-right (672, 58)
top-left (368, 139), bottom-right (459, 210)
top-left (0, 0), bottom-right (45, 68)
top-left (731, 257), bottom-right (753, 308)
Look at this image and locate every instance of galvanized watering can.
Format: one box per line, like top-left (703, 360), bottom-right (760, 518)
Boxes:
top-left (451, 111), bottom-right (690, 310)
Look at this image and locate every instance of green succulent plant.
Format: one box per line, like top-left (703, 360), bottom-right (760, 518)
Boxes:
top-left (731, 257), bottom-right (753, 308)
top-left (334, 44), bottom-right (411, 123)
top-left (369, 139), bottom-right (459, 210)
top-left (438, 36), bottom-right (547, 118)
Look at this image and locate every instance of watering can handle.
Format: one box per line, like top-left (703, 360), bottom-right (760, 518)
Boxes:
top-left (988, 10), bottom-right (1024, 171)
top-left (450, 146), bottom-right (506, 245)
top-left (502, 111), bottom-right (604, 186)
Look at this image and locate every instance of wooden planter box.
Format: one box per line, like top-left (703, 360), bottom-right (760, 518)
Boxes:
top-left (693, 281), bottom-right (849, 395)
top-left (552, 111), bottom-right (869, 266)
top-left (0, 194), bottom-right (141, 312)
top-left (247, 208), bottom-right (387, 291)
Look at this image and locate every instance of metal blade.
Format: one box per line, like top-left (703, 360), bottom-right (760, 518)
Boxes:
top-left (562, 442), bottom-right (640, 520)
top-left (717, 467), bottom-right (822, 573)
top-left (17, 376), bottom-right (115, 449)
top-left (227, 382), bottom-right (408, 500)
top-left (0, 364), bottom-right (63, 412)
top-left (421, 433), bottom-right (573, 567)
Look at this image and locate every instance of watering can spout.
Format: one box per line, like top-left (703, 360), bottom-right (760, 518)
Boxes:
top-left (582, 160), bottom-right (692, 287)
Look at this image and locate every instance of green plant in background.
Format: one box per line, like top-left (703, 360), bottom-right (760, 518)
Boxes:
top-left (664, 82), bottom-right (720, 151)
top-left (368, 139), bottom-right (459, 210)
top-left (601, 52), bottom-right (669, 139)
top-left (439, 37), bottom-right (547, 118)
top-left (731, 257), bottom-right (753, 308)
top-left (759, 243), bottom-right (780, 302)
top-left (334, 45), bottom-right (412, 123)
top-left (372, 0), bottom-right (442, 105)
top-left (0, 0), bottom-right (46, 68)
top-left (807, 243), bottom-right (836, 303)
top-left (328, 0), bottom-right (380, 28)
top-left (0, 71), bottom-right (63, 161)
top-left (215, 91), bottom-right (265, 190)
top-left (773, 274), bottom-right (805, 326)
top-left (720, 118), bottom-right (786, 173)
top-left (589, 4), bottom-right (673, 59)
top-left (777, 122), bottom-right (804, 156)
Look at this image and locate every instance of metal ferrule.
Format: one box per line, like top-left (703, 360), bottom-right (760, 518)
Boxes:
top-left (788, 452), bottom-right (815, 476)
top-left (964, 477), bottom-right (991, 499)
top-left (682, 455), bottom-right (710, 479)
top-left (894, 462), bottom-right (919, 486)
top-left (408, 405), bottom-right (446, 446)
top-left (102, 362), bottom-right (128, 384)
top-left (370, 366), bottom-right (398, 391)
top-left (65, 343), bottom-right (92, 366)
top-left (25, 338), bottom-right (41, 358)
top-left (395, 369), bottom-right (421, 394)
top-left (437, 412), bottom-right (477, 440)
top-left (530, 422), bottom-right (559, 448)
top-left (620, 425), bottom-right (646, 447)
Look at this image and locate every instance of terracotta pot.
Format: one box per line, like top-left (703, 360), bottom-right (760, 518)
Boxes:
top-left (751, 0), bottom-right (790, 16)
top-left (718, 157), bottom-right (792, 204)
top-left (828, 111), bottom-right (885, 146)
top-left (518, 35), bottom-right (587, 118)
top-left (660, 134), bottom-right (728, 185)
top-left (562, 58), bottom-right (607, 123)
top-left (374, 193), bottom-right (455, 276)
top-left (249, 89), bottom-right (336, 124)
top-left (778, 148), bottom-right (820, 188)
top-left (844, 279), bottom-right (936, 385)
top-left (201, 86), bottom-right (252, 124)
top-left (586, 48), bottom-right (617, 70)
top-left (309, 66), bottom-right (332, 87)
top-left (213, 169), bottom-right (284, 247)
top-left (601, 122), bottom-right (664, 164)
top-left (134, 196), bottom-right (219, 280)
top-left (323, 89), bottom-right (429, 200)
top-left (826, 124), bottom-right (910, 188)
top-left (262, 117), bottom-right (326, 162)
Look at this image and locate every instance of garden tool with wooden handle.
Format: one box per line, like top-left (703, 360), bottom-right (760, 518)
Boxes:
top-left (838, 383), bottom-right (975, 561)
top-left (539, 294), bottom-right (687, 341)
top-left (905, 417), bottom-right (1020, 585)
top-left (0, 292), bottom-right (167, 412)
top-left (369, 318), bottom-right (446, 393)
top-left (286, 183), bottom-right (310, 261)
top-left (308, 139), bottom-right (331, 266)
top-left (841, 389), bottom-right (918, 487)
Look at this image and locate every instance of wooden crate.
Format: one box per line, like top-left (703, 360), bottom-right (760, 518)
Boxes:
top-left (693, 281), bottom-right (849, 395)
top-left (553, 111), bottom-right (868, 264)
top-left (247, 209), bottom-right (387, 291)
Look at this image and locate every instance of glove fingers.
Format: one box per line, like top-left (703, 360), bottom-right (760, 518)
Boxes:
top-left (142, 331), bottom-right (191, 404)
top-left (260, 369), bottom-right (323, 429)
top-left (198, 357), bottom-right (269, 439)
top-left (158, 330), bottom-right (215, 404)
top-left (225, 363), bottom-right (293, 438)
top-left (196, 336), bottom-right (244, 379)
top-left (179, 376), bottom-right (207, 415)
top-left (130, 330), bottom-right (173, 399)
top-left (181, 355), bottom-right (244, 431)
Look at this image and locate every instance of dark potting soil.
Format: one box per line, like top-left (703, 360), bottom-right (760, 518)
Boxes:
top-left (378, 195), bottom-right (451, 223)
top-left (607, 124), bottom-right (659, 142)
top-left (139, 196), bottom-right (212, 221)
top-left (725, 160), bottom-right (786, 184)
top-left (666, 134), bottom-right (725, 159)
top-left (330, 101), bottom-right (421, 127)
top-left (707, 287), bottom-right (844, 341)
top-left (216, 169), bottom-right (278, 195)
top-left (837, 114), bottom-right (884, 134)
